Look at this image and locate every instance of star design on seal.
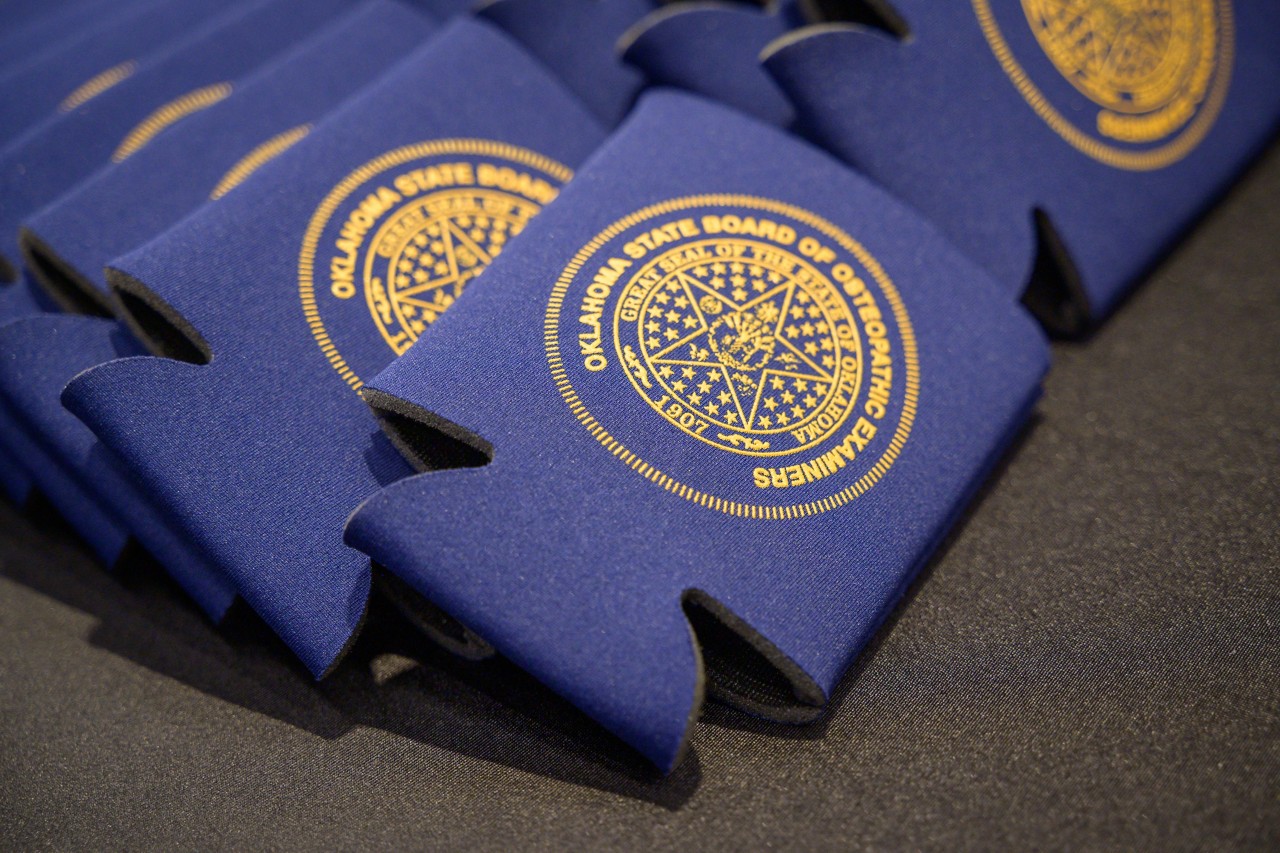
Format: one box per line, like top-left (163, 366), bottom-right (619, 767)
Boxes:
top-left (641, 260), bottom-right (840, 433)
top-left (382, 192), bottom-right (541, 341)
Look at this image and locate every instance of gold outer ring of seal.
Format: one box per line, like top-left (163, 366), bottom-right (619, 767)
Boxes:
top-left (299, 139), bottom-right (573, 391)
top-left (545, 194), bottom-right (921, 520)
top-left (972, 0), bottom-right (1234, 171)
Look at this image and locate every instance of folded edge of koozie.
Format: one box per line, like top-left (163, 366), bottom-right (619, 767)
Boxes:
top-left (0, 315), bottom-right (237, 618)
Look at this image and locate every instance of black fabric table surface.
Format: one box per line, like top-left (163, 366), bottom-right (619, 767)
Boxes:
top-left (1, 142), bottom-right (1277, 851)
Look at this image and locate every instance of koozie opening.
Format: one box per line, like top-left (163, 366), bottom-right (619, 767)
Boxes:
top-left (683, 589), bottom-right (825, 724)
top-left (362, 388), bottom-right (492, 472)
top-left (19, 227), bottom-right (113, 316)
top-left (798, 0), bottom-right (910, 38)
top-left (1022, 207), bottom-right (1092, 338)
top-left (372, 565), bottom-right (495, 661)
top-left (108, 269), bottom-right (211, 364)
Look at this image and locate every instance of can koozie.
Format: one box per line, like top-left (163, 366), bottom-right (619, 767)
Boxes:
top-left (0, 280), bottom-right (44, 501)
top-left (22, 0), bottom-right (439, 312)
top-left (0, 0), bottom-right (356, 283)
top-left (0, 0), bottom-right (354, 502)
top-left (0, 0), bottom-right (244, 155)
top-left (0, 439), bottom-right (29, 501)
top-left (344, 91), bottom-right (1050, 771)
top-left (0, 316), bottom-right (236, 618)
top-left (62, 20), bottom-right (607, 677)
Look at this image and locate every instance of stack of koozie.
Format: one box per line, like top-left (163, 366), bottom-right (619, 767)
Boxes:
top-left (0, 0), bottom-right (1275, 771)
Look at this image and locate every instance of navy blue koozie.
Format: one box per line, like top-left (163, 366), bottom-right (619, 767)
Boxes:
top-left (0, 0), bottom-right (242, 154)
top-left (0, 0), bottom-right (353, 503)
top-left (479, 0), bottom-right (653, 126)
top-left (62, 20), bottom-right (607, 677)
top-left (343, 91), bottom-right (1049, 771)
top-left (0, 0), bottom-right (439, 612)
top-left (0, 0), bottom-right (355, 283)
top-left (0, 325), bottom-right (132, 561)
top-left (0, 316), bottom-right (236, 617)
top-left (0, 387), bottom-right (122, 541)
top-left (0, 0), bottom-right (149, 495)
top-left (0, 280), bottom-right (43, 501)
top-left (0, 437), bottom-right (28, 500)
top-left (0, 0), bottom-right (124, 75)
top-left (764, 0), bottom-right (1280, 332)
top-left (23, 0), bottom-right (439, 313)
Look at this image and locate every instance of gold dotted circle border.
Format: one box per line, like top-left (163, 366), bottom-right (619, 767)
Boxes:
top-left (300, 139), bottom-right (574, 391)
top-left (972, 0), bottom-right (1234, 171)
top-left (545, 194), bottom-right (921, 520)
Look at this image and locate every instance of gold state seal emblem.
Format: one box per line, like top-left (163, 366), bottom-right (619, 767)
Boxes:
top-left (975, 0), bottom-right (1233, 169)
top-left (548, 195), bottom-right (920, 519)
top-left (300, 140), bottom-right (572, 389)
top-left (614, 236), bottom-right (864, 457)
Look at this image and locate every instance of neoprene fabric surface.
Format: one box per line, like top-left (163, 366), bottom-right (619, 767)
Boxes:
top-left (0, 139), bottom-right (1276, 850)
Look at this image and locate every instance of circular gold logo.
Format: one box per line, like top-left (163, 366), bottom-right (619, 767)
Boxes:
top-left (974, 0), bottom-right (1233, 170)
top-left (547, 195), bottom-right (920, 519)
top-left (615, 237), bottom-right (863, 457)
top-left (300, 140), bottom-right (572, 389)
